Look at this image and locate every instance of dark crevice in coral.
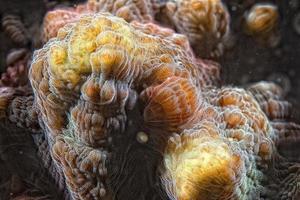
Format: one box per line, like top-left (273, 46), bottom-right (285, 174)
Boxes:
top-left (108, 103), bottom-right (169, 200)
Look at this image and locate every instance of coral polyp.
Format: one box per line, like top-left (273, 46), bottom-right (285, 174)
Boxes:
top-left (165, 0), bottom-right (230, 58)
top-left (244, 3), bottom-right (280, 47)
top-left (162, 127), bottom-right (245, 200)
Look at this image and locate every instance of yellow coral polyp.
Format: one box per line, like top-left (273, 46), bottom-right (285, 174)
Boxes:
top-left (246, 4), bottom-right (278, 35)
top-left (62, 70), bottom-right (80, 85)
top-left (90, 47), bottom-right (125, 76)
top-left (96, 31), bottom-right (135, 53)
top-left (68, 35), bottom-right (96, 66)
top-left (46, 14), bottom-right (159, 85)
top-left (92, 16), bottom-right (113, 28)
top-left (191, 1), bottom-right (205, 10)
top-left (163, 131), bottom-right (244, 200)
top-left (49, 44), bottom-right (67, 66)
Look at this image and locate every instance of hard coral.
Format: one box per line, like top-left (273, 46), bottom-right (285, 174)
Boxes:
top-left (248, 81), bottom-right (300, 162)
top-left (42, 0), bottom-right (160, 42)
top-left (31, 13), bottom-right (219, 199)
top-left (162, 86), bottom-right (274, 199)
top-left (8, 95), bottom-right (40, 133)
top-left (89, 0), bottom-right (160, 22)
top-left (0, 49), bottom-right (32, 122)
top-left (165, 0), bottom-right (230, 59)
top-left (42, 0), bottom-right (232, 59)
top-left (0, 7), bottom-right (299, 200)
top-left (42, 0), bottom-right (103, 42)
top-left (244, 3), bottom-right (280, 47)
top-left (42, 9), bottom-right (80, 43)
top-left (0, 87), bottom-right (15, 119)
top-left (163, 127), bottom-right (245, 200)
top-left (0, 49), bottom-right (30, 88)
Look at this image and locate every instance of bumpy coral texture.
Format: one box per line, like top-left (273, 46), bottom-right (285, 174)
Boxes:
top-left (162, 86), bottom-right (275, 200)
top-left (27, 12), bottom-right (300, 200)
top-left (8, 95), bottom-right (40, 133)
top-left (0, 49), bottom-right (34, 126)
top-left (0, 87), bottom-right (15, 119)
top-left (0, 49), bottom-right (30, 88)
top-left (160, 81), bottom-right (300, 200)
top-left (42, 0), bottom-right (160, 42)
top-left (0, 5), bottom-right (298, 199)
top-left (89, 0), bottom-right (160, 22)
top-left (42, 9), bottom-right (81, 43)
top-left (244, 3), bottom-right (280, 47)
top-left (165, 0), bottom-right (230, 59)
top-left (42, 0), bottom-right (103, 42)
top-left (30, 13), bottom-right (219, 200)
top-left (42, 0), bottom-right (232, 59)
top-left (248, 82), bottom-right (300, 162)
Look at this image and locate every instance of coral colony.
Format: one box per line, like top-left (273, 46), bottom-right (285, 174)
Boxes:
top-left (0, 0), bottom-right (299, 200)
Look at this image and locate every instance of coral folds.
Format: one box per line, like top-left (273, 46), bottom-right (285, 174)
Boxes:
top-left (30, 13), bottom-right (219, 199)
top-left (42, 0), bottom-right (160, 42)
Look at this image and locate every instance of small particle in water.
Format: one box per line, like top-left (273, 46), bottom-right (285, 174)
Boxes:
top-left (136, 131), bottom-right (149, 144)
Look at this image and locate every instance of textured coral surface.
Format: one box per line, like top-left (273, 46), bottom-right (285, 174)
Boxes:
top-left (162, 87), bottom-right (274, 199)
top-left (42, 0), bottom-right (160, 42)
top-left (165, 0), bottom-right (230, 58)
top-left (244, 3), bottom-right (280, 47)
top-left (42, 0), bottom-right (231, 59)
top-left (0, 49), bottom-right (30, 88)
top-left (0, 1), bottom-right (300, 200)
top-left (28, 12), bottom-right (300, 200)
top-left (30, 12), bottom-right (220, 199)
